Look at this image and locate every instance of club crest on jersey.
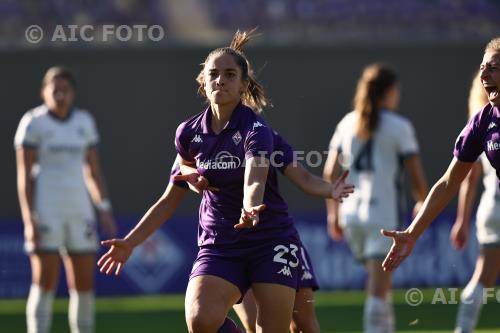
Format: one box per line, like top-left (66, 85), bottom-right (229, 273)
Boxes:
top-left (191, 135), bottom-right (203, 143)
top-left (232, 131), bottom-right (242, 145)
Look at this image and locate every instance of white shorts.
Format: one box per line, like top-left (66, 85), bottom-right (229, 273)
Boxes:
top-left (476, 205), bottom-right (500, 247)
top-left (26, 211), bottom-right (98, 254)
top-left (343, 223), bottom-right (392, 262)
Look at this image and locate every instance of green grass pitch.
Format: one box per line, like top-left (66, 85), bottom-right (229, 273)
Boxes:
top-left (0, 289), bottom-right (499, 332)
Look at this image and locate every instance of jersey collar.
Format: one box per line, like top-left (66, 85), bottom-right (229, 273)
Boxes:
top-left (200, 101), bottom-right (245, 134)
top-left (45, 104), bottom-right (74, 122)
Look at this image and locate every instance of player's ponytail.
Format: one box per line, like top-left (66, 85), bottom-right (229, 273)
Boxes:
top-left (353, 63), bottom-right (397, 140)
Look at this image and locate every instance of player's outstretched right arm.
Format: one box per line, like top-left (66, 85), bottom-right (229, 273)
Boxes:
top-left (381, 158), bottom-right (473, 271)
top-left (98, 183), bottom-right (187, 275)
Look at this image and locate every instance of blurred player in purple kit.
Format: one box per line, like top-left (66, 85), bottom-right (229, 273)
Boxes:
top-left (381, 37), bottom-right (500, 299)
top-left (15, 66), bottom-right (116, 333)
top-left (324, 63), bottom-right (428, 333)
top-left (450, 72), bottom-right (500, 333)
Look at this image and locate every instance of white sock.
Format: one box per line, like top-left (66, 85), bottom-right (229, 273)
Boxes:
top-left (455, 282), bottom-right (484, 333)
top-left (26, 284), bottom-right (54, 333)
top-left (68, 289), bottom-right (95, 333)
top-left (385, 292), bottom-right (395, 333)
top-left (364, 296), bottom-right (387, 333)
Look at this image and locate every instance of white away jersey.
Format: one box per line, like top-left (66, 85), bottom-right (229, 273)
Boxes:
top-left (14, 105), bottom-right (99, 216)
top-left (329, 111), bottom-right (419, 229)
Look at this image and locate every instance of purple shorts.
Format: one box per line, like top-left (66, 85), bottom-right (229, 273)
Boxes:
top-left (297, 245), bottom-right (319, 291)
top-left (190, 236), bottom-right (301, 302)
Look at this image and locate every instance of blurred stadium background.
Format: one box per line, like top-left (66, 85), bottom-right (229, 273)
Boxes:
top-left (1, 0), bottom-right (500, 332)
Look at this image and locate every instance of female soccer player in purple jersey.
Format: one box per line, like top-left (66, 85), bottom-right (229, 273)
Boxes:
top-left (99, 141), bottom-right (352, 333)
top-left (99, 29), bottom-right (352, 333)
top-left (323, 63), bottom-right (428, 333)
top-left (14, 67), bottom-right (116, 333)
top-left (174, 29), bottom-right (301, 333)
top-left (450, 72), bottom-right (500, 333)
top-left (381, 37), bottom-right (500, 279)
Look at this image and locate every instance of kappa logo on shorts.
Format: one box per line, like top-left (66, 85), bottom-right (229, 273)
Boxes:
top-left (301, 270), bottom-right (313, 281)
top-left (232, 131), bottom-right (242, 145)
top-left (277, 265), bottom-right (292, 277)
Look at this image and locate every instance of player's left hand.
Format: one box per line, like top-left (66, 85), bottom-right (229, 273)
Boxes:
top-left (380, 229), bottom-right (416, 272)
top-left (99, 211), bottom-right (117, 238)
top-left (331, 170), bottom-right (354, 202)
top-left (234, 204), bottom-right (266, 229)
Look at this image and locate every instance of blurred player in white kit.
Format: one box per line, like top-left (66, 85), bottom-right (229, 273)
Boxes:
top-left (14, 66), bottom-right (116, 333)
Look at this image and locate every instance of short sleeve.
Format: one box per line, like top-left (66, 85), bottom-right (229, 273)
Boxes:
top-left (329, 128), bottom-right (342, 153)
top-left (329, 117), bottom-right (347, 153)
top-left (169, 155), bottom-right (189, 189)
top-left (454, 112), bottom-right (483, 162)
top-left (397, 120), bottom-right (419, 156)
top-left (174, 122), bottom-right (195, 162)
top-left (244, 121), bottom-right (273, 160)
top-left (85, 112), bottom-right (100, 147)
top-left (14, 112), bottom-right (38, 149)
top-left (272, 132), bottom-right (295, 173)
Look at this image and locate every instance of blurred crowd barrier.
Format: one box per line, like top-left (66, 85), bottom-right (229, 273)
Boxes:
top-left (1, 0), bottom-right (500, 47)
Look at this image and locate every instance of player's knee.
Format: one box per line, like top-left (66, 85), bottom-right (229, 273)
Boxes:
top-left (186, 305), bottom-right (224, 333)
top-left (36, 271), bottom-right (58, 291)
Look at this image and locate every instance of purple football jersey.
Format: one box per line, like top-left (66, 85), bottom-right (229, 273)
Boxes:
top-left (175, 102), bottom-right (298, 246)
top-left (170, 131), bottom-right (295, 188)
top-left (271, 130), bottom-right (295, 173)
top-left (454, 103), bottom-right (500, 180)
